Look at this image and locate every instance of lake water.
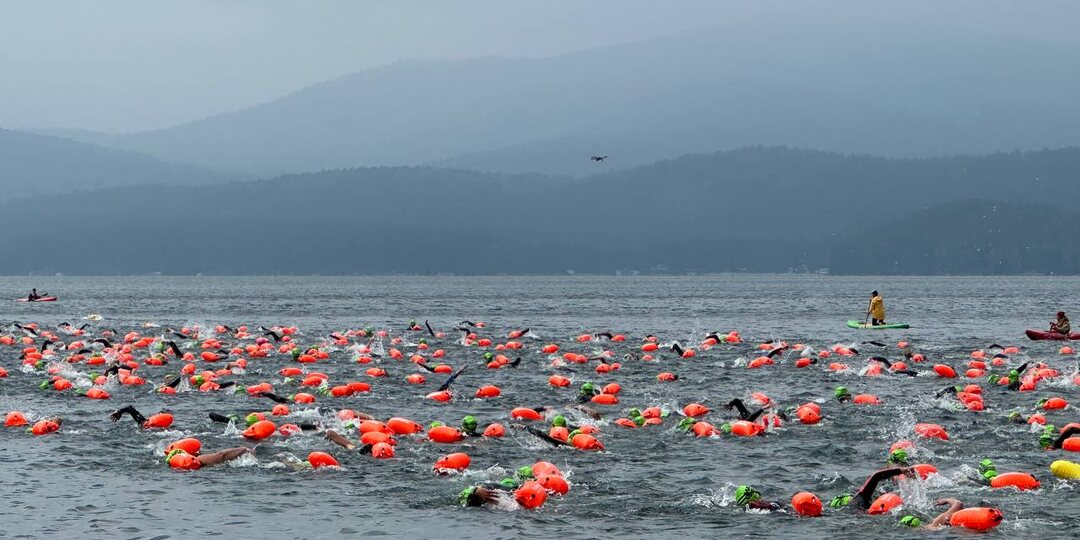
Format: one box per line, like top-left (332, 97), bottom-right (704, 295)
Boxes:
top-left (0, 275), bottom-right (1076, 539)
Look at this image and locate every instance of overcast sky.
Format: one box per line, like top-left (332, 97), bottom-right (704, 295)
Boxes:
top-left (1, 0), bottom-right (1076, 132)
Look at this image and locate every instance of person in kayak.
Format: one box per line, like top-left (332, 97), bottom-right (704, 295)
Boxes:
top-left (868, 291), bottom-right (886, 326)
top-left (1050, 311), bottom-right (1070, 335)
top-left (27, 289), bottom-right (46, 301)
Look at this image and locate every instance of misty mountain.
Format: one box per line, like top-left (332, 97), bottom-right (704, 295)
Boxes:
top-left (46, 24), bottom-right (1080, 178)
top-left (2, 146), bottom-right (1079, 275)
top-left (0, 128), bottom-right (219, 201)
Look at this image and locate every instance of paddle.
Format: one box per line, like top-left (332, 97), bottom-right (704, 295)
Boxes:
top-left (863, 296), bottom-right (873, 327)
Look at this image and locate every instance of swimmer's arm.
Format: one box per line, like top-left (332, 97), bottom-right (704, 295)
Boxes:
top-left (745, 408), bottom-right (767, 423)
top-left (853, 468), bottom-right (909, 510)
top-left (747, 500), bottom-right (783, 511)
top-left (925, 498), bottom-right (963, 529)
top-left (1052, 426), bottom-right (1080, 449)
top-left (521, 425), bottom-right (571, 447)
top-left (197, 447), bottom-right (250, 467)
top-left (1015, 362), bottom-right (1029, 375)
top-left (325, 429), bottom-right (357, 450)
top-left (260, 392), bottom-right (291, 404)
top-left (725, 399), bottom-right (752, 419)
top-left (108, 405), bottom-right (146, 425)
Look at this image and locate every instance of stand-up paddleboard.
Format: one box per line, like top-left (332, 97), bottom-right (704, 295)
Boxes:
top-left (1025, 329), bottom-right (1080, 341)
top-left (847, 320), bottom-right (910, 330)
top-left (15, 297), bottom-right (58, 303)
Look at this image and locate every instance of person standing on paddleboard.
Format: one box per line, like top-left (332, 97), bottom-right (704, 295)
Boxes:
top-left (1050, 311), bottom-right (1070, 335)
top-left (868, 291), bottom-right (886, 326)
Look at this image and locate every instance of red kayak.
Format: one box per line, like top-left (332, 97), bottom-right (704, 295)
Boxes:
top-left (1025, 329), bottom-right (1080, 341)
top-left (15, 297), bottom-right (58, 303)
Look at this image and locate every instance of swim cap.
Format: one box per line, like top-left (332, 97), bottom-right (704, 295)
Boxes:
top-left (979, 459), bottom-right (995, 473)
top-left (165, 448), bottom-right (185, 463)
top-left (462, 416), bottom-right (478, 433)
top-left (245, 413), bottom-right (260, 427)
top-left (734, 485), bottom-right (761, 506)
top-left (192, 375), bottom-right (205, 386)
top-left (899, 515), bottom-right (922, 527)
top-left (1008, 370), bottom-right (1020, 384)
top-left (720, 423), bottom-right (733, 434)
top-left (580, 383), bottom-right (596, 394)
top-left (430, 421), bottom-right (445, 429)
top-left (676, 417), bottom-right (696, 432)
top-left (458, 486), bottom-right (479, 507)
top-left (888, 449), bottom-right (908, 465)
top-left (828, 493), bottom-right (853, 508)
top-left (626, 408), bottom-right (642, 418)
top-left (517, 466), bottom-right (534, 479)
top-left (419, 338), bottom-right (427, 345)
top-left (1007, 411), bottom-right (1021, 422)
top-left (632, 416), bottom-right (645, 426)
top-left (1039, 425), bottom-right (1056, 448)
top-left (38, 380), bottom-right (49, 390)
top-left (483, 352), bottom-right (493, 360)
top-left (834, 386), bottom-right (850, 400)
top-left (499, 477), bottom-right (519, 489)
top-left (552, 415), bottom-right (567, 427)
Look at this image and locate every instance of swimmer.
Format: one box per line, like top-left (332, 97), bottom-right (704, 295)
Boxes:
top-left (733, 485), bottom-right (784, 511)
top-left (458, 484), bottom-right (512, 507)
top-left (166, 446), bottom-right (250, 470)
top-left (1045, 425), bottom-right (1080, 449)
top-left (898, 498), bottom-right (966, 530)
top-left (108, 405), bottom-right (172, 428)
top-left (868, 357), bottom-right (917, 376)
top-left (828, 467), bottom-right (915, 510)
top-left (723, 398), bottom-right (772, 422)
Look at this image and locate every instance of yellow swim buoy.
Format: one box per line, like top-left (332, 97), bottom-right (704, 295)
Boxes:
top-left (1050, 460), bottom-right (1080, 480)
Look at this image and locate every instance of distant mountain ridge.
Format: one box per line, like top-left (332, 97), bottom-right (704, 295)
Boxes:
top-left (0, 128), bottom-right (219, 201)
top-left (31, 23), bottom-right (1080, 178)
top-left (2, 146), bottom-right (1079, 275)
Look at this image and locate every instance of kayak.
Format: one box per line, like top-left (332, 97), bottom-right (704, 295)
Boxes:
top-left (1025, 329), bottom-right (1080, 341)
top-left (847, 320), bottom-right (910, 330)
top-left (15, 297), bottom-right (58, 303)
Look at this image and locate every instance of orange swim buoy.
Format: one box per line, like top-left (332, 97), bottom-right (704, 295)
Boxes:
top-left (948, 507), bottom-right (1003, 531)
top-left (571, 433), bottom-right (604, 451)
top-left (143, 413), bottom-right (174, 429)
top-left (4, 411), bottom-right (28, 427)
top-left (683, 403), bottom-right (710, 417)
top-left (387, 417), bottom-right (422, 435)
top-left (165, 438), bottom-right (201, 456)
top-left (515, 480), bottom-right (548, 509)
top-left (433, 452), bottom-right (471, 472)
top-left (1062, 437), bottom-right (1080, 452)
top-left (427, 425), bottom-right (464, 443)
top-left (853, 394), bottom-right (881, 405)
top-left (242, 420), bottom-right (276, 441)
top-left (370, 441), bottom-right (395, 458)
top-left (692, 421), bottom-right (715, 437)
top-left (31, 419), bottom-right (60, 436)
top-left (475, 385), bottom-right (501, 398)
top-left (933, 364), bottom-right (957, 378)
top-left (1043, 397), bottom-right (1068, 410)
top-left (308, 451), bottom-right (339, 469)
top-left (867, 492), bottom-right (902, 514)
top-left (791, 492), bottom-right (822, 517)
top-left (591, 393), bottom-right (618, 405)
top-left (989, 472), bottom-right (1039, 491)
top-left (538, 473), bottom-right (570, 495)
top-left (548, 375), bottom-right (571, 387)
top-left (426, 390), bottom-right (452, 402)
top-left (483, 423), bottom-right (505, 437)
top-left (796, 404), bottom-right (821, 425)
top-left (511, 407), bottom-right (544, 421)
top-left (912, 463), bottom-right (938, 479)
top-left (360, 431), bottom-right (396, 446)
top-left (729, 420), bottom-right (761, 437)
top-left (914, 423), bottom-right (948, 440)
top-left (168, 451), bottom-right (202, 471)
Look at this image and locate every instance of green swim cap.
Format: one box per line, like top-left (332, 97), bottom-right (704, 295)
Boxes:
top-left (499, 477), bottom-right (519, 489)
top-left (982, 470), bottom-right (998, 481)
top-left (193, 375), bottom-right (205, 386)
top-left (38, 380), bottom-right (49, 390)
top-left (430, 421), bottom-right (445, 429)
top-left (720, 423), bottom-right (733, 434)
top-left (1008, 369), bottom-right (1020, 384)
top-left (734, 485), bottom-right (761, 506)
top-left (834, 386), bottom-right (850, 400)
top-left (245, 413), bottom-right (260, 426)
top-left (1039, 425), bottom-right (1056, 448)
top-left (828, 493), bottom-right (853, 508)
top-left (419, 338), bottom-right (427, 345)
top-left (899, 515), bottom-right (922, 527)
top-left (462, 415), bottom-right (478, 432)
top-left (458, 486), bottom-right (478, 507)
top-left (483, 352), bottom-right (493, 360)
top-left (979, 459), bottom-right (996, 473)
top-left (580, 382), bottom-right (595, 394)
top-left (888, 449), bottom-right (908, 465)
top-left (568, 429), bottom-right (582, 440)
top-left (632, 415), bottom-right (645, 426)
top-left (552, 415), bottom-right (567, 427)
top-left (165, 448), bottom-right (184, 463)
top-left (626, 408), bottom-right (642, 418)
top-left (1007, 411), bottom-right (1022, 422)
top-left (517, 465), bottom-right (534, 479)
top-left (676, 417), bottom-right (696, 432)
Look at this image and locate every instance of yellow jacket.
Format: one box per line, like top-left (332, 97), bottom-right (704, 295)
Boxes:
top-left (869, 296), bottom-right (885, 319)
